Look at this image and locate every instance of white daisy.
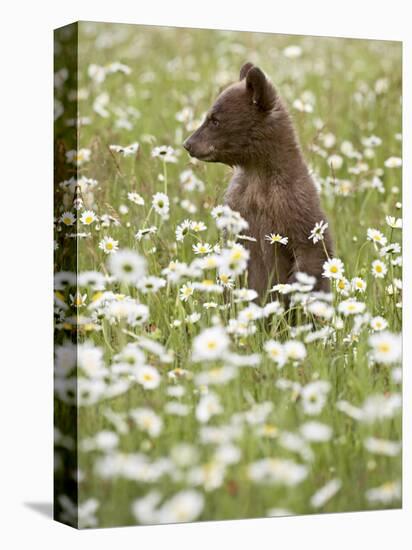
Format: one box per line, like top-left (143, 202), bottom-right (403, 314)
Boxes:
top-left (338, 299), bottom-right (366, 316)
top-left (351, 277), bottom-right (367, 293)
top-left (80, 210), bottom-right (98, 225)
top-left (322, 258), bottom-right (344, 279)
top-left (384, 156), bottom-right (402, 168)
top-left (284, 340), bottom-right (307, 362)
top-left (151, 145), bottom-right (177, 163)
top-left (135, 365), bottom-right (161, 390)
top-left (367, 228), bottom-right (387, 247)
top-left (65, 148), bottom-right (91, 166)
top-left (109, 142), bottom-right (139, 157)
top-left (179, 283), bottom-right (195, 302)
top-left (60, 211), bottom-right (76, 226)
top-left (152, 192), bottom-right (170, 218)
top-left (99, 236), bottom-right (119, 255)
top-left (175, 219), bottom-right (192, 242)
top-left (385, 216), bottom-right (402, 229)
top-left (369, 331), bottom-right (401, 364)
top-left (264, 340), bottom-right (286, 367)
top-left (192, 242), bottom-right (213, 255)
top-left (370, 316), bottom-right (388, 331)
top-left (265, 233), bottom-right (288, 245)
top-left (308, 220), bottom-right (329, 244)
top-left (127, 192), bottom-right (145, 205)
top-left (371, 259), bottom-right (387, 278)
top-left (107, 249), bottom-right (146, 284)
top-left (192, 326), bottom-right (230, 362)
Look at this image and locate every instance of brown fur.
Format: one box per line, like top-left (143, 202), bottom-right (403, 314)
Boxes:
top-left (183, 63), bottom-right (333, 299)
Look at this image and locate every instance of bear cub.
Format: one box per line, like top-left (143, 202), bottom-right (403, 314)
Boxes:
top-left (183, 62), bottom-right (333, 299)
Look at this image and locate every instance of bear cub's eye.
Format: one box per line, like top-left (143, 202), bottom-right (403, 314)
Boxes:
top-left (210, 115), bottom-right (220, 127)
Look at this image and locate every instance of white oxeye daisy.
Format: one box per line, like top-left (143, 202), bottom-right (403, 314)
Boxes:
top-left (202, 255), bottom-right (219, 270)
top-left (384, 156), bottom-right (402, 168)
top-left (385, 216), bottom-right (402, 229)
top-left (191, 221), bottom-right (207, 233)
top-left (380, 243), bottom-right (401, 257)
top-left (351, 277), bottom-right (367, 293)
top-left (271, 283), bottom-right (294, 295)
top-left (151, 145), bottom-right (178, 163)
top-left (265, 233), bottom-right (288, 245)
top-left (367, 228), bottom-right (387, 247)
top-left (135, 365), bottom-right (161, 390)
top-left (322, 258), bottom-right (344, 279)
top-left (328, 154), bottom-right (343, 170)
top-left (60, 211), bottom-right (76, 226)
top-left (80, 210), bottom-right (98, 225)
top-left (192, 326), bottom-right (230, 362)
top-left (127, 192), bottom-right (145, 205)
top-left (107, 249), bottom-right (146, 284)
top-left (65, 148), bottom-right (91, 166)
top-left (368, 331), bottom-right (401, 364)
top-left (371, 259), bottom-right (387, 278)
top-left (365, 481), bottom-right (401, 505)
top-left (264, 340), bottom-right (286, 367)
top-left (335, 277), bottom-right (351, 296)
top-left (135, 226), bottom-right (157, 241)
top-left (186, 312), bottom-right (201, 324)
top-left (152, 192), bottom-right (170, 218)
top-left (130, 408), bottom-right (163, 437)
top-left (307, 301), bottom-right (334, 320)
top-left (109, 142), bottom-right (139, 157)
top-left (308, 220), bottom-right (328, 244)
top-left (218, 273), bottom-right (235, 289)
top-left (284, 340), bottom-right (307, 362)
top-left (193, 242), bottom-right (213, 255)
top-left (179, 283), bottom-right (194, 302)
top-left (301, 381), bottom-right (331, 416)
top-left (175, 219), bottom-right (192, 242)
top-left (219, 244), bottom-right (250, 276)
top-left (99, 236), bottom-right (119, 255)
top-left (338, 299), bottom-right (366, 316)
top-left (137, 276), bottom-right (166, 294)
top-left (370, 316), bottom-right (388, 331)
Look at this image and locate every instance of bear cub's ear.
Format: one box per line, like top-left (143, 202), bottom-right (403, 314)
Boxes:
top-left (245, 66), bottom-right (277, 112)
top-left (239, 62), bottom-right (254, 80)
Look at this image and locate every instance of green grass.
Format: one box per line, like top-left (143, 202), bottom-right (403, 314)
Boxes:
top-left (54, 22), bottom-right (402, 528)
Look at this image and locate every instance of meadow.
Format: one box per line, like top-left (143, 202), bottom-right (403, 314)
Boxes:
top-left (54, 22), bottom-right (402, 528)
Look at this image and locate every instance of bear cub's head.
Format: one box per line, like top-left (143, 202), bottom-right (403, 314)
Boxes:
top-left (183, 62), bottom-right (279, 167)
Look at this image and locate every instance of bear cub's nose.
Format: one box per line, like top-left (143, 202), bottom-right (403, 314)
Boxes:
top-left (183, 138), bottom-right (193, 154)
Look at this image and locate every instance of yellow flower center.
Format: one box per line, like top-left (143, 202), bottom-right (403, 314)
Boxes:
top-left (378, 343), bottom-right (391, 354)
top-left (330, 266), bottom-right (338, 273)
top-left (231, 251), bottom-right (242, 261)
top-left (207, 340), bottom-right (217, 350)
